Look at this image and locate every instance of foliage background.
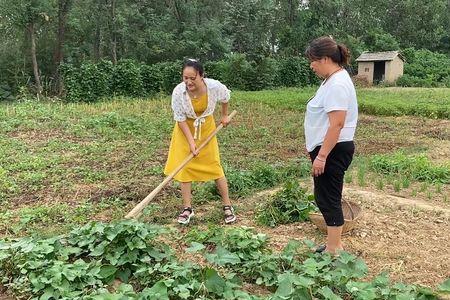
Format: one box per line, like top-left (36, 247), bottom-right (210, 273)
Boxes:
top-left (1, 0), bottom-right (450, 100)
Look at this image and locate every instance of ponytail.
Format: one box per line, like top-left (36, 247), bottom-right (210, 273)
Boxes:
top-left (337, 44), bottom-right (350, 66)
top-left (305, 37), bottom-right (351, 66)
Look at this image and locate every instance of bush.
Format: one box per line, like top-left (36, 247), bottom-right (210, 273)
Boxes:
top-left (399, 48), bottom-right (450, 87)
top-left (60, 56), bottom-right (318, 102)
top-left (275, 57), bottom-right (312, 87)
top-left (397, 74), bottom-right (434, 88)
top-left (60, 63), bottom-right (81, 102)
top-left (97, 59), bottom-right (114, 95)
top-left (221, 53), bottom-right (253, 90)
top-left (76, 63), bottom-right (99, 102)
top-left (443, 75), bottom-right (450, 88)
top-left (112, 59), bottom-right (143, 97)
top-left (203, 60), bottom-right (227, 82)
top-left (213, 54), bottom-right (314, 91)
top-left (0, 83), bottom-right (14, 101)
top-left (245, 57), bottom-right (278, 91)
top-left (140, 64), bottom-right (164, 95)
top-left (158, 61), bottom-right (182, 94)
top-left (60, 61), bottom-right (111, 102)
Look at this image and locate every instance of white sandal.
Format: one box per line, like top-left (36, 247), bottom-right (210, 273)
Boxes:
top-left (223, 205), bottom-right (236, 224)
top-left (177, 207), bottom-right (194, 225)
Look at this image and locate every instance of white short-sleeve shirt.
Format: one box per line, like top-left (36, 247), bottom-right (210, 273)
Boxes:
top-left (304, 70), bottom-right (358, 152)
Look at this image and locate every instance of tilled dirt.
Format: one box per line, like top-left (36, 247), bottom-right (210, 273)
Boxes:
top-left (232, 184), bottom-right (450, 288)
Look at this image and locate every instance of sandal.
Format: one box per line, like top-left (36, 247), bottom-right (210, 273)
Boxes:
top-left (177, 207), bottom-right (194, 225)
top-left (223, 205), bottom-right (236, 224)
top-left (315, 244), bottom-right (326, 253)
top-left (315, 244), bottom-right (343, 257)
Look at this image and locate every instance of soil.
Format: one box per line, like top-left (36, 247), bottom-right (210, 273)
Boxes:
top-left (229, 182), bottom-right (450, 289)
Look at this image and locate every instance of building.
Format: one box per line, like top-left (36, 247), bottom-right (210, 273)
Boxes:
top-left (356, 51), bottom-right (405, 85)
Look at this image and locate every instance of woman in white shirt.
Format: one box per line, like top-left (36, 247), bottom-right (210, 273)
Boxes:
top-left (304, 37), bottom-right (358, 255)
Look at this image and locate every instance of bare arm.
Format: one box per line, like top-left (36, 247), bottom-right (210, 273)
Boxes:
top-left (312, 110), bottom-right (346, 176)
top-left (178, 121), bottom-right (198, 156)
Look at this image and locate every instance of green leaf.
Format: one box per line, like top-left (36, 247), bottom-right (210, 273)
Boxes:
top-left (438, 278), bottom-right (450, 293)
top-left (185, 242), bottom-right (206, 253)
top-left (59, 246), bottom-right (83, 259)
top-left (105, 226), bottom-right (121, 241)
top-left (98, 265), bottom-right (117, 279)
top-left (90, 241), bottom-right (108, 256)
top-left (319, 286), bottom-right (342, 300)
top-left (142, 281), bottom-right (169, 299)
top-left (205, 246), bottom-right (241, 265)
top-left (274, 276), bottom-right (293, 298)
top-left (39, 287), bottom-right (55, 300)
top-left (346, 281), bottom-right (377, 300)
top-left (116, 283), bottom-right (135, 293)
top-left (173, 283), bottom-right (191, 299)
top-left (281, 240), bottom-right (302, 260)
top-left (0, 251), bottom-right (10, 260)
top-left (29, 272), bottom-right (46, 290)
top-left (126, 236), bottom-right (147, 250)
top-left (105, 246), bottom-right (125, 265)
top-left (293, 275), bottom-right (315, 288)
top-left (204, 268), bottom-right (226, 294)
top-left (372, 272), bottom-right (390, 287)
top-left (117, 268), bottom-right (131, 283)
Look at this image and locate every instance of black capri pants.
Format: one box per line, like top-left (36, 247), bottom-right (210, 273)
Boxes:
top-left (309, 141), bottom-right (355, 227)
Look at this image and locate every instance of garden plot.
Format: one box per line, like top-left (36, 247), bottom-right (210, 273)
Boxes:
top-left (0, 88), bottom-right (449, 298)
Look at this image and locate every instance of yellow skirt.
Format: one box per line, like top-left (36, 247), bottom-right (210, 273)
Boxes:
top-left (164, 95), bottom-right (224, 182)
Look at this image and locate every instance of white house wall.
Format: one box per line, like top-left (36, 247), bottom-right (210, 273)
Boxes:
top-left (357, 61), bottom-right (374, 84)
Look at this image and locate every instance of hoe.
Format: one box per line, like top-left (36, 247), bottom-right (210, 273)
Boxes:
top-left (125, 110), bottom-right (237, 219)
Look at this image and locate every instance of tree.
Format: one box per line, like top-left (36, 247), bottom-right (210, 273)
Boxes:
top-left (224, 0), bottom-right (276, 59)
top-left (362, 29), bottom-right (400, 52)
top-left (53, 0), bottom-right (73, 94)
top-left (382, 0), bottom-right (447, 50)
top-left (0, 0), bottom-right (54, 97)
top-left (107, 0), bottom-right (118, 64)
top-left (1, 0), bottom-right (450, 97)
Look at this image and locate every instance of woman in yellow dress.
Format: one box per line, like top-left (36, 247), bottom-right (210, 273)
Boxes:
top-left (164, 59), bottom-right (236, 225)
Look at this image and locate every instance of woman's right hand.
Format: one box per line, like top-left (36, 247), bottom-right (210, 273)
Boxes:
top-left (189, 143), bottom-right (199, 156)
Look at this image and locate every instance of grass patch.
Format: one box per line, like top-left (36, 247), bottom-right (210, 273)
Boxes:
top-left (233, 87), bottom-right (450, 119)
top-left (0, 87), bottom-right (449, 234)
top-left (369, 152), bottom-right (450, 184)
top-left (0, 197), bottom-right (128, 236)
top-left (192, 159), bottom-right (311, 204)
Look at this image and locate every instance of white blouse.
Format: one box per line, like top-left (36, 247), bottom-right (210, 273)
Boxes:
top-left (171, 78), bottom-right (231, 139)
top-left (304, 70), bottom-right (358, 152)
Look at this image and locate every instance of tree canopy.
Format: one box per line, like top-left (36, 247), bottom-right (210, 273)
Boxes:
top-left (0, 0), bottom-right (449, 95)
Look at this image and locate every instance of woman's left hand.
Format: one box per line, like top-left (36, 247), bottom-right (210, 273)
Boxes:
top-left (312, 158), bottom-right (326, 177)
top-left (221, 115), bottom-right (231, 127)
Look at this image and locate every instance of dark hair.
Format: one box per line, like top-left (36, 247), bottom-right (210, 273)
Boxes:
top-left (305, 36), bottom-right (350, 66)
top-left (182, 58), bottom-right (204, 76)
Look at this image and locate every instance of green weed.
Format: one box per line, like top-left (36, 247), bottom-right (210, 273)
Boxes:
top-left (255, 180), bottom-right (317, 227)
top-left (369, 152), bottom-right (450, 184)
